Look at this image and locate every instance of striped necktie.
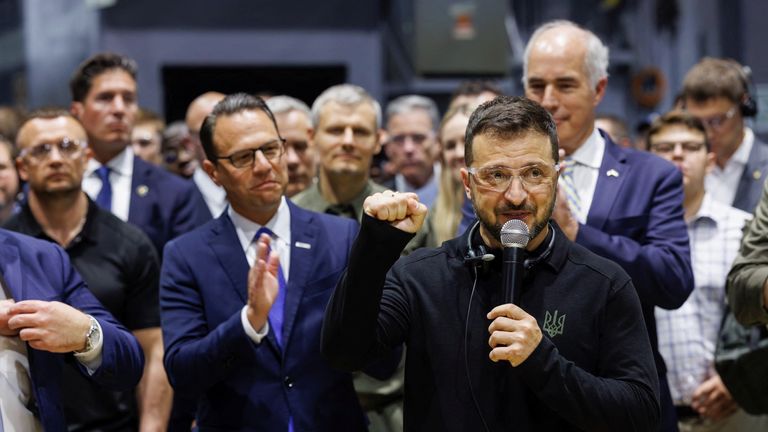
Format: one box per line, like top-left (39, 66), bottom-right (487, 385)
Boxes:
top-left (559, 158), bottom-right (583, 221)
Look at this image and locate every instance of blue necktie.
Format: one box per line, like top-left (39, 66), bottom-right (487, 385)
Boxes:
top-left (95, 166), bottom-right (112, 211)
top-left (254, 227), bottom-right (287, 347)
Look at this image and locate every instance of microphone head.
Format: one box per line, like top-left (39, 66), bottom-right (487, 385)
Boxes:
top-left (500, 219), bottom-right (530, 248)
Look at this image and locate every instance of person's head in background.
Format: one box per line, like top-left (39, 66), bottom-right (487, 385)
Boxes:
top-left (681, 57), bottom-right (754, 168)
top-left (595, 114), bottom-right (632, 148)
top-left (186, 91), bottom-right (226, 163)
top-left (0, 106), bottom-right (24, 145)
top-left (162, 121), bottom-right (197, 178)
top-left (385, 95), bottom-right (441, 189)
top-left (266, 95), bottom-right (315, 197)
top-left (0, 134), bottom-right (19, 223)
top-left (131, 108), bottom-right (164, 166)
top-left (448, 80), bottom-right (503, 110)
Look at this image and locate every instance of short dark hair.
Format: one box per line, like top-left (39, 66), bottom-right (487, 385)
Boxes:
top-left (647, 110), bottom-right (710, 152)
top-left (681, 57), bottom-right (748, 105)
top-left (70, 52), bottom-right (138, 102)
top-left (464, 96), bottom-right (558, 166)
top-left (199, 93), bottom-right (281, 162)
top-left (450, 80), bottom-right (503, 101)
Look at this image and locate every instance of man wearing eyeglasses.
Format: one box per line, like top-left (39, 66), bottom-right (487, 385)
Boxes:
top-left (383, 95), bottom-right (441, 208)
top-left (70, 53), bottom-right (211, 256)
top-left (647, 112), bottom-right (768, 431)
top-left (681, 58), bottom-right (768, 213)
top-left (323, 96), bottom-right (660, 431)
top-left (4, 109), bottom-right (157, 431)
top-left (160, 93), bottom-right (375, 430)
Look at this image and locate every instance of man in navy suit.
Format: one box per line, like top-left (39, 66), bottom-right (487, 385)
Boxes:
top-left (70, 52), bottom-right (210, 255)
top-left (523, 20), bottom-right (693, 431)
top-left (681, 57), bottom-right (768, 213)
top-left (0, 229), bottom-right (144, 431)
top-left (160, 93), bottom-right (368, 430)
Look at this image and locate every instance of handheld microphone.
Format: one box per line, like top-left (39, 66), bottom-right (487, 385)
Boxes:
top-left (500, 219), bottom-right (530, 305)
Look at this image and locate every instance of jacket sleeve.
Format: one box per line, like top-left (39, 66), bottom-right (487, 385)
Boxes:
top-left (322, 214), bottom-right (413, 371)
top-left (160, 240), bottom-right (261, 395)
top-left (170, 181), bottom-right (213, 241)
top-left (728, 180), bottom-right (768, 325)
top-left (516, 279), bottom-right (660, 432)
top-left (55, 246), bottom-right (145, 389)
top-left (576, 164), bottom-right (693, 310)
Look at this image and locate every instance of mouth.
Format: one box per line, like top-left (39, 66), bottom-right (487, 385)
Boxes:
top-left (499, 210), bottom-right (532, 222)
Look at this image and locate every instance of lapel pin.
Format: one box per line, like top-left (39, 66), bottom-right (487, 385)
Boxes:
top-left (753, 170), bottom-right (762, 181)
top-left (295, 241), bottom-right (311, 250)
top-left (606, 169), bottom-right (619, 178)
top-left (136, 185), bottom-right (149, 197)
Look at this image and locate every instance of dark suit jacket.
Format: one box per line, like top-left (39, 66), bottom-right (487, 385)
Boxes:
top-left (161, 200), bottom-right (367, 431)
top-left (128, 156), bottom-right (211, 255)
top-left (0, 229), bottom-right (144, 431)
top-left (732, 135), bottom-right (768, 213)
top-left (576, 133), bottom-right (693, 429)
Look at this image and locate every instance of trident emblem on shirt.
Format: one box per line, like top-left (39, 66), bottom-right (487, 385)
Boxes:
top-left (543, 310), bottom-right (566, 337)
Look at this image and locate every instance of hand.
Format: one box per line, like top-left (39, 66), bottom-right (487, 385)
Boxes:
top-left (7, 300), bottom-right (91, 352)
top-left (487, 303), bottom-right (542, 366)
top-left (0, 299), bottom-right (17, 336)
top-left (363, 190), bottom-right (428, 234)
top-left (691, 374), bottom-right (738, 421)
top-left (552, 183), bottom-right (579, 241)
top-left (246, 233), bottom-right (281, 331)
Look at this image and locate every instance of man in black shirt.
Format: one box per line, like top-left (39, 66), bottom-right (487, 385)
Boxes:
top-left (5, 109), bottom-right (170, 431)
top-left (322, 96), bottom-right (660, 431)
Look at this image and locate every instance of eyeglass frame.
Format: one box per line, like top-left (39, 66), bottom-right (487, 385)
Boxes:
top-left (388, 132), bottom-right (434, 147)
top-left (214, 138), bottom-right (286, 168)
top-left (466, 163), bottom-right (560, 192)
top-left (19, 138), bottom-right (87, 162)
top-left (649, 140), bottom-right (707, 154)
top-left (695, 106), bottom-right (737, 130)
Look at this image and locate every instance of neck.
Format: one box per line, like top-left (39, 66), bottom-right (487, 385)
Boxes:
top-left (683, 188), bottom-right (705, 222)
top-left (318, 169), bottom-right (368, 204)
top-left (716, 129), bottom-right (746, 169)
top-left (92, 142), bottom-right (127, 165)
top-left (231, 201), bottom-right (280, 226)
top-left (28, 190), bottom-right (89, 247)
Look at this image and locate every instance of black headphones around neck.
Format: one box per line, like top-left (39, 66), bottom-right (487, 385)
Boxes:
top-left (731, 60), bottom-right (758, 117)
top-left (463, 220), bottom-right (556, 275)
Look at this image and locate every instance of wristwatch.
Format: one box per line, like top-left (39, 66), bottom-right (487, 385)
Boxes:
top-left (75, 315), bottom-right (100, 354)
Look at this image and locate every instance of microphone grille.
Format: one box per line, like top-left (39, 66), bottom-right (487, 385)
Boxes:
top-left (500, 219), bottom-right (530, 248)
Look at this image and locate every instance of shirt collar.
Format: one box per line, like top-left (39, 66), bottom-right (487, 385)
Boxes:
top-left (731, 127), bottom-right (754, 166)
top-left (228, 196), bottom-right (291, 254)
top-left (568, 128), bottom-right (604, 169)
top-left (14, 195), bottom-right (98, 248)
top-left (313, 179), bottom-right (377, 220)
top-left (689, 193), bottom-right (721, 227)
top-left (85, 145), bottom-right (134, 177)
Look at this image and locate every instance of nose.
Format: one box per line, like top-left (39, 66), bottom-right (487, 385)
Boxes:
top-left (285, 146), bottom-right (300, 167)
top-left (251, 150), bottom-right (272, 174)
top-left (342, 127), bottom-right (354, 146)
top-left (540, 85), bottom-right (559, 112)
top-left (671, 143), bottom-right (685, 159)
top-left (503, 176), bottom-right (527, 206)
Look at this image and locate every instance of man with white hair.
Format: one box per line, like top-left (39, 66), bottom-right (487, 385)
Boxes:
top-left (523, 20), bottom-right (694, 431)
top-left (266, 95), bottom-right (316, 197)
top-left (383, 95), bottom-right (441, 207)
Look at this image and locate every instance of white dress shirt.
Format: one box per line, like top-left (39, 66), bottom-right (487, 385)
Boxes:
top-left (566, 128), bottom-right (605, 224)
top-left (82, 146), bottom-right (134, 221)
top-left (230, 198), bottom-right (292, 343)
top-left (706, 127), bottom-right (754, 207)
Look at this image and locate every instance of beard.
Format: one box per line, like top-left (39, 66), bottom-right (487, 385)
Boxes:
top-left (474, 193), bottom-right (555, 245)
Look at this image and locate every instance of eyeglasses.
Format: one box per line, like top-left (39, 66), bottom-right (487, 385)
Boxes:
top-left (389, 133), bottom-right (431, 146)
top-left (695, 106), bottom-right (737, 130)
top-left (650, 141), bottom-right (707, 154)
top-left (216, 139), bottom-right (285, 168)
top-left (467, 163), bottom-right (558, 192)
top-left (20, 138), bottom-right (86, 161)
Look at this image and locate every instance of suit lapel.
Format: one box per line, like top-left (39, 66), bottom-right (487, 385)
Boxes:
top-left (128, 156), bottom-right (151, 223)
top-left (0, 237), bottom-right (23, 300)
top-left (208, 215), bottom-right (250, 304)
top-left (587, 135), bottom-right (630, 230)
top-left (281, 202), bottom-right (317, 352)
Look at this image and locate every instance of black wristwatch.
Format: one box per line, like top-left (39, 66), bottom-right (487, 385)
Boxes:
top-left (75, 315), bottom-right (100, 354)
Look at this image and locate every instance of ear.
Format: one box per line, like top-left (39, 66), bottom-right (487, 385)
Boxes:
top-left (374, 129), bottom-right (385, 155)
top-left (202, 159), bottom-right (222, 187)
top-left (593, 77), bottom-right (608, 107)
top-left (16, 157), bottom-right (28, 182)
top-left (460, 167), bottom-right (472, 200)
top-left (70, 102), bottom-right (84, 119)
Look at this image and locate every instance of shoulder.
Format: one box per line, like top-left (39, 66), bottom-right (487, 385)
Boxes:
top-left (163, 215), bottom-right (222, 253)
top-left (369, 181), bottom-right (389, 193)
top-left (618, 145), bottom-right (677, 174)
top-left (94, 208), bottom-right (157, 252)
top-left (134, 157), bottom-right (196, 192)
top-left (290, 183), bottom-right (321, 207)
top-left (563, 239), bottom-right (632, 287)
top-left (290, 201), bottom-right (357, 232)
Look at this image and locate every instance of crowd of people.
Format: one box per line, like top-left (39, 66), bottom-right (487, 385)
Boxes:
top-left (0, 18), bottom-right (767, 432)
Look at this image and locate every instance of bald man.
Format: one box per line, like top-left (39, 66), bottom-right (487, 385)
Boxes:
top-left (186, 92), bottom-right (227, 217)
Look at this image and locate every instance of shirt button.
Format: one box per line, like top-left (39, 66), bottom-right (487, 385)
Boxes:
top-left (284, 376), bottom-right (294, 388)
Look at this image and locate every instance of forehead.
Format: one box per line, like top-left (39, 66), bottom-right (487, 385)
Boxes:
top-left (275, 110), bottom-right (311, 129)
top-left (441, 113), bottom-right (470, 135)
top-left (387, 109), bottom-right (433, 131)
top-left (650, 124), bottom-right (706, 143)
top-left (213, 109), bottom-right (279, 149)
top-left (684, 96), bottom-right (734, 114)
top-left (318, 101), bottom-right (376, 128)
top-left (471, 131), bottom-right (554, 166)
top-left (527, 28), bottom-right (588, 80)
top-left (19, 117), bottom-right (86, 147)
top-left (87, 69), bottom-right (136, 96)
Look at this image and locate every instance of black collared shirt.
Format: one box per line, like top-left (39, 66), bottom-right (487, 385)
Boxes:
top-left (5, 196), bottom-right (160, 432)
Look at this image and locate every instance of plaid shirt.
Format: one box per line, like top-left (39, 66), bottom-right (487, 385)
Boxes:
top-left (656, 193), bottom-right (751, 404)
